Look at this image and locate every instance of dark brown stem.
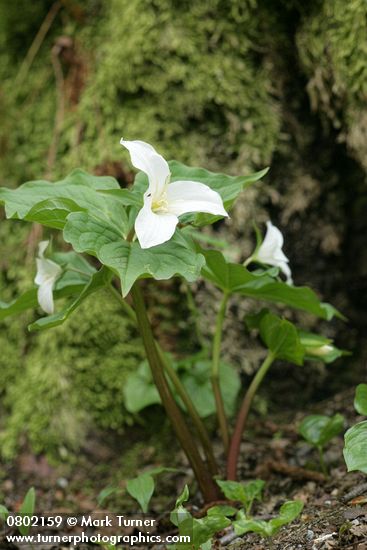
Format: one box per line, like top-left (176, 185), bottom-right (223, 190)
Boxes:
top-left (131, 282), bottom-right (220, 502)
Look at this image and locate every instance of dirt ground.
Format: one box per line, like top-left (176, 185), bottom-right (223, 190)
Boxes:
top-left (1, 388), bottom-right (366, 549)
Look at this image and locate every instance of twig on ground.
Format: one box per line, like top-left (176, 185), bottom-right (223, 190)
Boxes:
top-left (264, 459), bottom-right (326, 482)
top-left (342, 483), bottom-right (367, 504)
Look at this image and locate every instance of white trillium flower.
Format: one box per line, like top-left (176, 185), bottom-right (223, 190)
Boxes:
top-left (120, 139), bottom-right (228, 249)
top-left (255, 221), bottom-right (293, 284)
top-left (34, 240), bottom-right (62, 315)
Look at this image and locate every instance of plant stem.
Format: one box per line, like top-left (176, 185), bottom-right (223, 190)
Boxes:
top-left (109, 285), bottom-right (137, 323)
top-left (131, 282), bottom-right (220, 502)
top-left (185, 283), bottom-right (207, 351)
top-left (156, 347), bottom-right (218, 477)
top-left (317, 446), bottom-right (328, 477)
top-left (227, 352), bottom-right (275, 480)
top-left (109, 284), bottom-right (218, 474)
top-left (211, 292), bottom-right (230, 452)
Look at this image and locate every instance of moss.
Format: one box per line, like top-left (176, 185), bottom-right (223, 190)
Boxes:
top-left (0, 287), bottom-right (144, 459)
top-left (297, 0), bottom-right (367, 168)
top-left (0, 0), bottom-right (281, 185)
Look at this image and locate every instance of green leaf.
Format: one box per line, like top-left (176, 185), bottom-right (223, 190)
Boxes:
top-left (123, 361), bottom-right (161, 413)
top-left (63, 211), bottom-right (124, 257)
top-left (24, 198), bottom-right (86, 229)
top-left (97, 487), bottom-right (122, 506)
top-left (234, 516), bottom-right (271, 537)
top-left (175, 485), bottom-right (190, 510)
top-left (144, 466), bottom-right (179, 476)
top-left (181, 360), bottom-right (240, 417)
top-left (354, 384), bottom-right (367, 416)
top-left (170, 485), bottom-right (191, 528)
top-left (99, 233), bottom-right (205, 296)
top-left (126, 474), bottom-right (155, 513)
top-left (98, 188), bottom-right (143, 208)
top-left (0, 169), bottom-right (128, 233)
top-left (28, 266), bottom-right (112, 331)
top-left (216, 479), bottom-right (264, 516)
top-left (206, 505), bottom-right (238, 517)
top-left (0, 505), bottom-right (9, 521)
top-left (299, 414), bottom-right (344, 448)
top-left (234, 500), bottom-right (303, 537)
top-left (191, 514), bottom-right (231, 549)
top-left (125, 359), bottom-right (240, 417)
top-left (258, 313), bottom-right (304, 364)
top-left (343, 421), bottom-right (367, 474)
top-left (19, 487), bottom-right (36, 535)
top-left (168, 160), bottom-right (268, 226)
top-left (268, 500), bottom-right (304, 534)
top-left (202, 250), bottom-right (342, 320)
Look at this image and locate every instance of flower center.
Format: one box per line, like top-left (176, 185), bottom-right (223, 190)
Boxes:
top-left (152, 192), bottom-right (169, 213)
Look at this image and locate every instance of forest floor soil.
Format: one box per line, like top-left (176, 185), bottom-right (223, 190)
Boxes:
top-left (1, 388), bottom-right (366, 549)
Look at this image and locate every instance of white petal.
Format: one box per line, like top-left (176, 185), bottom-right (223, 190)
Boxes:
top-left (37, 279), bottom-right (56, 315)
top-left (120, 139), bottom-right (170, 197)
top-left (135, 202), bottom-right (178, 249)
top-left (35, 258), bottom-right (62, 286)
top-left (278, 261), bottom-right (293, 285)
top-left (38, 240), bottom-right (50, 259)
top-left (166, 180), bottom-right (228, 217)
top-left (257, 221), bottom-right (289, 264)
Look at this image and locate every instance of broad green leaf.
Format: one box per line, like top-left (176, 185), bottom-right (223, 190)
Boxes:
top-left (63, 211), bottom-right (124, 257)
top-left (343, 421), bottom-right (367, 474)
top-left (28, 266), bottom-right (112, 331)
top-left (123, 361), bottom-right (161, 413)
top-left (202, 250), bottom-right (342, 320)
top-left (24, 198), bottom-right (86, 229)
top-left (124, 359), bottom-right (240, 417)
top-left (50, 251), bottom-right (96, 276)
top-left (0, 169), bottom-right (128, 233)
top-left (354, 384), bottom-right (367, 416)
top-left (98, 188), bottom-right (143, 208)
top-left (181, 360), bottom-right (240, 417)
top-left (258, 313), bottom-right (304, 364)
top-left (99, 233), bottom-right (205, 296)
top-left (126, 474), bottom-right (155, 513)
top-left (19, 487), bottom-right (36, 535)
top-left (299, 414), bottom-right (344, 448)
top-left (216, 479), bottom-right (264, 516)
